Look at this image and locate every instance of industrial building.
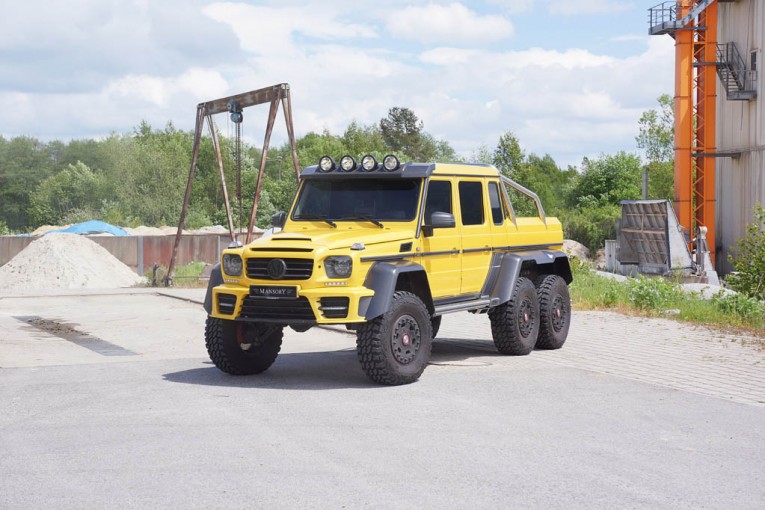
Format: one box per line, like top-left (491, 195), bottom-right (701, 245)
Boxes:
top-left (650, 0), bottom-right (764, 273)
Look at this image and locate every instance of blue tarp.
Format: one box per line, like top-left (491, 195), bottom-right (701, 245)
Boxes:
top-left (45, 220), bottom-right (128, 237)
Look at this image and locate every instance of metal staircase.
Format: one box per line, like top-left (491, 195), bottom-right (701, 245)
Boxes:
top-left (716, 42), bottom-right (757, 100)
top-left (649, 2), bottom-right (757, 101)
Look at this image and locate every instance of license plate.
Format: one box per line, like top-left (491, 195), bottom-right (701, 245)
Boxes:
top-left (250, 285), bottom-right (297, 299)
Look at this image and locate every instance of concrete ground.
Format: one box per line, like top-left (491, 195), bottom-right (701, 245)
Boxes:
top-left (1, 289), bottom-right (764, 509)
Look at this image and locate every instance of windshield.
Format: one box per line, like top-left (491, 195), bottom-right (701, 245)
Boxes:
top-left (292, 179), bottom-right (422, 222)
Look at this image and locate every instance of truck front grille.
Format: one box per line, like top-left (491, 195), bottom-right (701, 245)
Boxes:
top-left (246, 258), bottom-right (314, 280)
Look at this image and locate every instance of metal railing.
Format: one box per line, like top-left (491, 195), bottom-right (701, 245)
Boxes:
top-left (717, 42), bottom-right (758, 100)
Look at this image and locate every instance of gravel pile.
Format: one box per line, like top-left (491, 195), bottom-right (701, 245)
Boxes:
top-left (0, 233), bottom-right (145, 290)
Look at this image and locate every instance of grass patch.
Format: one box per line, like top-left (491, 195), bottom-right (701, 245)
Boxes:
top-left (144, 261), bottom-right (209, 288)
top-left (568, 258), bottom-right (765, 339)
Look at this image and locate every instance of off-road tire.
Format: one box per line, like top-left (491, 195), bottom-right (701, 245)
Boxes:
top-left (488, 277), bottom-right (540, 355)
top-left (534, 275), bottom-right (571, 350)
top-left (356, 291), bottom-right (433, 385)
top-left (431, 315), bottom-right (442, 339)
top-left (205, 317), bottom-right (283, 375)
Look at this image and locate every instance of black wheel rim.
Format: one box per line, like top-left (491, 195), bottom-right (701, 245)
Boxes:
top-left (236, 323), bottom-right (266, 352)
top-left (518, 298), bottom-right (535, 337)
top-left (391, 314), bottom-right (421, 365)
top-left (551, 295), bottom-right (567, 332)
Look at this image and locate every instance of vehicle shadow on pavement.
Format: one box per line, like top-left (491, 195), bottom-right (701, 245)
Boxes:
top-left (430, 338), bottom-right (499, 365)
top-left (162, 349), bottom-right (378, 390)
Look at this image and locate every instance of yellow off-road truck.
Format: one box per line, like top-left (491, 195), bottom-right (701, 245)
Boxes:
top-left (204, 155), bottom-right (572, 385)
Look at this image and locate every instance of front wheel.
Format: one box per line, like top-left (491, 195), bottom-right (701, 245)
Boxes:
top-left (356, 291), bottom-right (433, 385)
top-left (205, 317), bottom-right (283, 375)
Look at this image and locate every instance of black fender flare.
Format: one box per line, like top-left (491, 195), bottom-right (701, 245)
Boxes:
top-left (203, 263), bottom-right (224, 315)
top-left (489, 251), bottom-right (572, 305)
top-left (362, 261), bottom-right (431, 320)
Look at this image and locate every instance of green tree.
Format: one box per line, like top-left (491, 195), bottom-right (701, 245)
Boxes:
top-left (636, 94), bottom-right (674, 200)
top-left (567, 152), bottom-right (642, 208)
top-left (380, 107), bottom-right (425, 158)
top-left (29, 161), bottom-right (108, 226)
top-left (492, 131), bottom-right (525, 177)
top-left (0, 136), bottom-right (57, 230)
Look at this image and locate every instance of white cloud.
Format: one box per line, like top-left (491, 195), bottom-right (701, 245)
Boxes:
top-left (105, 69), bottom-right (229, 108)
top-left (203, 2), bottom-right (376, 56)
top-left (0, 0), bottom-right (675, 170)
top-left (547, 0), bottom-right (633, 15)
top-left (385, 3), bottom-right (514, 45)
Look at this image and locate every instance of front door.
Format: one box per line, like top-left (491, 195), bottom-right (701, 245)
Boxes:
top-left (420, 179), bottom-right (461, 299)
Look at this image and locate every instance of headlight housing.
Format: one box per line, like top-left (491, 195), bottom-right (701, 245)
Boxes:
top-left (324, 256), bottom-right (352, 278)
top-left (222, 254), bottom-right (243, 277)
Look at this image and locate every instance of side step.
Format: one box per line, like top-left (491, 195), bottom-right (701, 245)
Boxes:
top-left (434, 297), bottom-right (493, 316)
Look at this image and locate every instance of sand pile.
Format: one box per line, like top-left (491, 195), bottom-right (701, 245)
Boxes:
top-left (0, 233), bottom-right (145, 290)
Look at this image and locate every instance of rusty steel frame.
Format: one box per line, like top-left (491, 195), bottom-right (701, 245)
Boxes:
top-left (673, 1), bottom-right (717, 264)
top-left (166, 83), bottom-right (301, 284)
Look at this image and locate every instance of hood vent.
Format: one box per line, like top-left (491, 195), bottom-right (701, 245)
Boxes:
top-left (250, 247), bottom-right (313, 252)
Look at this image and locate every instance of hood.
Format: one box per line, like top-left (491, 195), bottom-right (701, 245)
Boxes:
top-left (252, 228), bottom-right (412, 251)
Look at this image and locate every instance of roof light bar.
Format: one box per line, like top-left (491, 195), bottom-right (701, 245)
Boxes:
top-left (340, 155), bottom-right (357, 172)
top-left (382, 154), bottom-right (400, 172)
top-left (319, 156), bottom-right (336, 172)
top-left (361, 155), bottom-right (377, 171)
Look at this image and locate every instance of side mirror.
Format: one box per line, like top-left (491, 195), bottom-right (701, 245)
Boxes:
top-left (430, 211), bottom-right (455, 229)
top-left (271, 211), bottom-right (287, 229)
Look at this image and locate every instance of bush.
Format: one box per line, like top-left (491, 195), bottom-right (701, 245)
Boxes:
top-left (559, 203), bottom-right (620, 253)
top-left (0, 219), bottom-right (9, 235)
top-left (627, 276), bottom-right (682, 310)
top-left (726, 204), bottom-right (765, 301)
top-left (712, 291), bottom-right (765, 322)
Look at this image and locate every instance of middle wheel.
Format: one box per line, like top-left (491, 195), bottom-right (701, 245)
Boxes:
top-left (488, 277), bottom-right (540, 355)
top-left (356, 291), bottom-right (433, 385)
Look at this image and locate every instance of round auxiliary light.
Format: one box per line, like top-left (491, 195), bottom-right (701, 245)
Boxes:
top-left (340, 155), bottom-right (357, 172)
top-left (361, 155), bottom-right (377, 171)
top-left (382, 154), bottom-right (400, 172)
top-left (319, 156), bottom-right (336, 172)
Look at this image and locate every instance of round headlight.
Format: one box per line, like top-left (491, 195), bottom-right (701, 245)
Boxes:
top-left (361, 155), bottom-right (377, 171)
top-left (324, 256), bottom-right (352, 278)
top-left (340, 155), bottom-right (357, 172)
top-left (383, 154), bottom-right (400, 171)
top-left (319, 156), bottom-right (336, 172)
top-left (222, 254), bottom-right (243, 277)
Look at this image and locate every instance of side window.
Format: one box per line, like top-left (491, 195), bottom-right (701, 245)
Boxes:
top-left (424, 180), bottom-right (452, 223)
top-left (458, 181), bottom-right (484, 226)
top-left (488, 182), bottom-right (504, 225)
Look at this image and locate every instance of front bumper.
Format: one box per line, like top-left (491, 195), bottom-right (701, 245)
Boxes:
top-left (210, 284), bottom-right (375, 325)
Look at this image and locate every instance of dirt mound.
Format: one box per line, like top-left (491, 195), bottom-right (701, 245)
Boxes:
top-left (0, 233), bottom-right (145, 290)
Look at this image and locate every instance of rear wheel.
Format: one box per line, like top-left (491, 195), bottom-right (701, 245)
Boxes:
top-left (356, 291), bottom-right (433, 385)
top-left (488, 277), bottom-right (539, 355)
top-left (205, 317), bottom-right (283, 375)
top-left (535, 275), bottom-right (571, 350)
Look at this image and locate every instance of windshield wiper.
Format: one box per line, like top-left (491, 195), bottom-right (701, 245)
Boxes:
top-left (338, 215), bottom-right (385, 228)
top-left (293, 214), bottom-right (337, 228)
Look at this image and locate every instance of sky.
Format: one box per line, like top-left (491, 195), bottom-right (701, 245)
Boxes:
top-left (0, 0), bottom-right (675, 168)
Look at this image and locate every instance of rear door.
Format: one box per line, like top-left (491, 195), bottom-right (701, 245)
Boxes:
top-left (456, 180), bottom-right (492, 294)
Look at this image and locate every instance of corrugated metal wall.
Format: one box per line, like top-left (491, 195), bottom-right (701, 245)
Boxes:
top-left (716, 0), bottom-right (765, 273)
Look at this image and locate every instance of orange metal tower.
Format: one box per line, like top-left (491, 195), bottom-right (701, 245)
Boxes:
top-left (650, 1), bottom-right (718, 263)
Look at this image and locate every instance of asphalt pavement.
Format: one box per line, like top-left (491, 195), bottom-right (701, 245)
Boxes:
top-left (1, 289), bottom-right (763, 509)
